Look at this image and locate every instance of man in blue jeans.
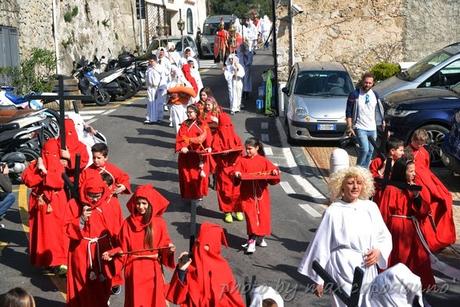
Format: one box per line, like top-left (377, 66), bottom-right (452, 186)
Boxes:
top-left (0, 163), bottom-right (15, 219)
top-left (345, 72), bottom-right (385, 168)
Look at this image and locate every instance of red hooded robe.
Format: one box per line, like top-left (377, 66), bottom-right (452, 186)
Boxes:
top-left (59, 118), bottom-right (89, 176)
top-left (22, 139), bottom-right (69, 267)
top-left (409, 144), bottom-right (456, 251)
top-left (108, 185), bottom-right (175, 307)
top-left (167, 222), bottom-right (245, 307)
top-left (176, 119), bottom-right (212, 199)
top-left (234, 154), bottom-right (280, 236)
top-left (65, 171), bottom-right (119, 307)
top-left (212, 112), bottom-right (243, 213)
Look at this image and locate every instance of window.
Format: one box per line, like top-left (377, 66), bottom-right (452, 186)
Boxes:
top-left (186, 9), bottom-right (193, 34)
top-left (0, 26), bottom-right (20, 68)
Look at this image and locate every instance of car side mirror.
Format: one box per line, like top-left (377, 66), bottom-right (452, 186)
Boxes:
top-left (282, 87), bottom-right (290, 96)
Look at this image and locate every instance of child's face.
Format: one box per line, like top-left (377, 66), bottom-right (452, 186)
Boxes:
top-left (245, 145), bottom-right (258, 158)
top-left (411, 138), bottom-right (425, 150)
top-left (187, 108), bottom-right (197, 120)
top-left (390, 146), bottom-right (405, 160)
top-left (93, 152), bottom-right (108, 167)
top-left (200, 92), bottom-right (208, 101)
top-left (205, 101), bottom-right (213, 111)
top-left (406, 163), bottom-right (416, 183)
top-left (135, 198), bottom-right (149, 215)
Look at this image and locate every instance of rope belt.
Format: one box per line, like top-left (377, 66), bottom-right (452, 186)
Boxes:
top-left (391, 214), bottom-right (434, 257)
top-left (83, 234), bottom-right (108, 282)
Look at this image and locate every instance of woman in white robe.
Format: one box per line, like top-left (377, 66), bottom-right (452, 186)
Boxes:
top-left (298, 166), bottom-right (392, 307)
top-left (224, 54), bottom-right (245, 114)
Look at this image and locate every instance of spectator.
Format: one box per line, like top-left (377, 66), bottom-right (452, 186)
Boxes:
top-left (345, 72), bottom-right (385, 168)
top-left (0, 164), bottom-right (14, 219)
top-left (0, 287), bottom-right (35, 307)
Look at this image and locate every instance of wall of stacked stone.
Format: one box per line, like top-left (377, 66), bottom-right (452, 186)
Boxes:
top-left (277, 0), bottom-right (460, 81)
top-left (1, 0), bottom-right (139, 74)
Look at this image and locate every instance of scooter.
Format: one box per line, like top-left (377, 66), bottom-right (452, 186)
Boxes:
top-left (0, 86), bottom-right (44, 109)
top-left (73, 61), bottom-right (111, 106)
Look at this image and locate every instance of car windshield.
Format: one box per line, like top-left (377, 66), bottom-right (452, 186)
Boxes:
top-left (203, 22), bottom-right (232, 35)
top-left (294, 70), bottom-right (354, 96)
top-left (398, 49), bottom-right (453, 81)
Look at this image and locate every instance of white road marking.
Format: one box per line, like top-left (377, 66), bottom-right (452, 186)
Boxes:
top-left (280, 181), bottom-right (296, 194)
top-left (79, 110), bottom-right (106, 114)
top-left (299, 204), bottom-right (323, 218)
top-left (265, 146), bottom-right (273, 156)
top-left (103, 109), bottom-right (116, 115)
top-left (261, 122), bottom-right (269, 130)
top-left (86, 118), bottom-right (98, 125)
top-left (81, 115), bottom-right (94, 121)
top-left (282, 148), bottom-right (296, 168)
top-left (261, 133), bottom-right (269, 143)
top-left (293, 174), bottom-right (326, 199)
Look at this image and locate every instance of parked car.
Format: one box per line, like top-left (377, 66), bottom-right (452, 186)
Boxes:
top-left (282, 62), bottom-right (354, 142)
top-left (385, 82), bottom-right (460, 164)
top-left (441, 109), bottom-right (460, 172)
top-left (374, 42), bottom-right (460, 99)
top-left (141, 35), bottom-right (200, 66)
top-left (198, 15), bottom-right (236, 58)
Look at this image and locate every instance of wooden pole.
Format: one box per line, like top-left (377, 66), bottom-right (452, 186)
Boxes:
top-left (58, 75), bottom-right (66, 149)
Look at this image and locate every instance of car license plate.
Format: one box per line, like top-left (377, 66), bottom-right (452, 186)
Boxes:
top-left (317, 124), bottom-right (336, 131)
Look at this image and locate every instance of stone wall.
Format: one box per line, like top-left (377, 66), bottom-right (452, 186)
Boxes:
top-left (277, 0), bottom-right (460, 81)
top-left (0, 0), bottom-right (20, 29)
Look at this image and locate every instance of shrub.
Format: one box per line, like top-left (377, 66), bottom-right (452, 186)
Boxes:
top-left (0, 48), bottom-right (56, 94)
top-left (370, 62), bottom-right (401, 82)
top-left (64, 6), bottom-right (79, 23)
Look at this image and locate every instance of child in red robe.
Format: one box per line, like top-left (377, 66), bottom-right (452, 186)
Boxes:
top-left (233, 137), bottom-right (280, 254)
top-left (369, 137), bottom-right (405, 206)
top-left (211, 111), bottom-right (244, 223)
top-left (167, 222), bottom-right (245, 307)
top-left (65, 171), bottom-right (120, 307)
top-left (176, 104), bottom-right (212, 207)
top-left (102, 184), bottom-right (175, 307)
top-left (59, 118), bottom-right (89, 177)
top-left (379, 158), bottom-right (436, 290)
top-left (21, 139), bottom-right (69, 273)
top-left (406, 129), bottom-right (456, 252)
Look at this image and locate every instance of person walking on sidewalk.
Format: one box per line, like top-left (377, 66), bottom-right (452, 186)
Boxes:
top-left (145, 55), bottom-right (167, 124)
top-left (345, 72), bottom-right (385, 168)
top-left (224, 54), bottom-right (245, 115)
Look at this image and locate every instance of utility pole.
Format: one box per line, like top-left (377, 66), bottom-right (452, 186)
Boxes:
top-left (271, 0), bottom-right (279, 113)
top-left (288, 0), bottom-right (294, 68)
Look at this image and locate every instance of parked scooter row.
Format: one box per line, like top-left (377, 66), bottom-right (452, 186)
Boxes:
top-left (73, 52), bottom-right (147, 106)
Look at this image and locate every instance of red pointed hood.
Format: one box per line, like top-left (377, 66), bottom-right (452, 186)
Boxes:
top-left (79, 169), bottom-right (111, 209)
top-left (211, 112), bottom-right (242, 151)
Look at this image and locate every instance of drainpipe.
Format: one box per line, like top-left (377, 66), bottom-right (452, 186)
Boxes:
top-left (52, 0), bottom-right (60, 74)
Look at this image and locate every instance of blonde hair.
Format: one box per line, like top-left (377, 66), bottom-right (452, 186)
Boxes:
top-left (411, 129), bottom-right (428, 143)
top-left (328, 166), bottom-right (375, 202)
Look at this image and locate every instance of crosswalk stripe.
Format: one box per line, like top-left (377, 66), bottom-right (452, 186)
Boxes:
top-left (103, 109), bottom-right (116, 115)
top-left (86, 118), bottom-right (98, 125)
top-left (265, 146), bottom-right (273, 156)
top-left (81, 115), bottom-right (94, 121)
top-left (280, 181), bottom-right (296, 194)
top-left (282, 148), bottom-right (297, 168)
top-left (293, 174), bottom-right (326, 199)
top-left (299, 203), bottom-right (323, 218)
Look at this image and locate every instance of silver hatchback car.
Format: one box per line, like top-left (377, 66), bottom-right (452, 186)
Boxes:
top-left (282, 62), bottom-right (354, 142)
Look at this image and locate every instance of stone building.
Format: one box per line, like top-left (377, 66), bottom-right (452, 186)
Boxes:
top-left (277, 0), bottom-right (460, 81)
top-left (0, 0), bottom-right (206, 75)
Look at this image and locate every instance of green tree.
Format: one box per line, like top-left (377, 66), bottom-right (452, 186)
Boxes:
top-left (208, 0), bottom-right (271, 18)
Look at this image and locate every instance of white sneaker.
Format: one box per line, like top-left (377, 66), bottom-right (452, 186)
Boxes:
top-left (257, 238), bottom-right (267, 247)
top-left (246, 239), bottom-right (256, 254)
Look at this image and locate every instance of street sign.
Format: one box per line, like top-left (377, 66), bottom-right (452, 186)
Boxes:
top-left (136, 0), bottom-right (146, 20)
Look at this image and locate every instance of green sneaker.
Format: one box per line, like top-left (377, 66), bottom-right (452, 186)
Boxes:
top-left (55, 264), bottom-right (68, 276)
top-left (235, 212), bottom-right (244, 221)
top-left (224, 213), bottom-right (233, 223)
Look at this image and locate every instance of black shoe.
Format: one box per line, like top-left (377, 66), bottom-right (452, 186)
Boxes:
top-left (111, 286), bottom-right (122, 295)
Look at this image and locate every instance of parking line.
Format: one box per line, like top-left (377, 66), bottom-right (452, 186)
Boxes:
top-left (261, 122), bottom-right (269, 130)
top-left (299, 204), bottom-right (322, 218)
top-left (81, 115), bottom-right (94, 121)
top-left (280, 181), bottom-right (296, 194)
top-left (86, 118), bottom-right (98, 125)
top-left (103, 109), bottom-right (116, 115)
top-left (79, 110), bottom-right (106, 115)
top-left (261, 133), bottom-right (269, 143)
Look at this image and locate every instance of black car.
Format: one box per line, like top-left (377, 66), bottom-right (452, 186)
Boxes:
top-left (384, 82), bottom-right (460, 164)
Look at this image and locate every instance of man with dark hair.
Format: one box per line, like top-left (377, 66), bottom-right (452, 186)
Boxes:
top-left (345, 72), bottom-right (385, 167)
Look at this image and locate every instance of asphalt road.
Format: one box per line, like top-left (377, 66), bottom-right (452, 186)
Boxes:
top-left (1, 49), bottom-right (460, 306)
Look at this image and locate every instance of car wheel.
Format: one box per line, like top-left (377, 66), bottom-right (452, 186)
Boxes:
top-left (415, 124), bottom-right (449, 166)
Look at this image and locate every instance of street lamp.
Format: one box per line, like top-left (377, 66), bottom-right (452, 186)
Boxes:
top-left (177, 9), bottom-right (185, 36)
